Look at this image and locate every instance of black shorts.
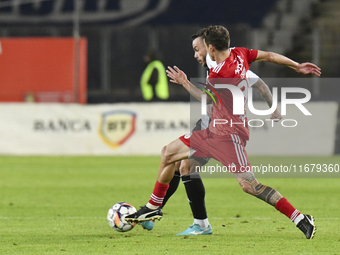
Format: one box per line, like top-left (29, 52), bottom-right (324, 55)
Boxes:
top-left (191, 117), bottom-right (211, 166)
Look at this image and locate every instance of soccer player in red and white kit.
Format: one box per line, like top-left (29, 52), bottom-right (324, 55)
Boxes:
top-left (126, 25), bottom-right (321, 239)
top-left (155, 28), bottom-right (282, 236)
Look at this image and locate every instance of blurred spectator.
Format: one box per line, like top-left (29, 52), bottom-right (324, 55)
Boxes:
top-left (140, 49), bottom-right (169, 101)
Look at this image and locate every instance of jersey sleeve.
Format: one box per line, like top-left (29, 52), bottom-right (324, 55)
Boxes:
top-left (238, 47), bottom-right (258, 64)
top-left (247, 48), bottom-right (258, 64)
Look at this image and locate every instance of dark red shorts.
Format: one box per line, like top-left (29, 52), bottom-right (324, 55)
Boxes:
top-left (179, 129), bottom-right (251, 173)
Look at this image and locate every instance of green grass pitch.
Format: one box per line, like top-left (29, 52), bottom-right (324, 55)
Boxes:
top-left (0, 156), bottom-right (339, 254)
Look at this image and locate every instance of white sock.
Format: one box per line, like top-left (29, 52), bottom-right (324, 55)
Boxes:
top-left (146, 203), bottom-right (159, 210)
top-left (194, 218), bottom-right (210, 229)
top-left (294, 214), bottom-right (304, 225)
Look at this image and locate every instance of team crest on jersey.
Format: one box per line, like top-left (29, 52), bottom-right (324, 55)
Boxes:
top-left (98, 110), bottom-right (136, 149)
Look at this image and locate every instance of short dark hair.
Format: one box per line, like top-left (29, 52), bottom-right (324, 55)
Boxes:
top-left (204, 25), bottom-right (230, 51)
top-left (191, 28), bottom-right (207, 40)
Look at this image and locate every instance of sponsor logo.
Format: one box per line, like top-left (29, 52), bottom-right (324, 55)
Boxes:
top-left (98, 110), bottom-right (136, 149)
top-left (34, 119), bottom-right (91, 132)
top-left (144, 120), bottom-right (189, 131)
top-left (235, 55), bottom-right (245, 78)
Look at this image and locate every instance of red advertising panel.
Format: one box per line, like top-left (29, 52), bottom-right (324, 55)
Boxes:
top-left (0, 37), bottom-right (87, 103)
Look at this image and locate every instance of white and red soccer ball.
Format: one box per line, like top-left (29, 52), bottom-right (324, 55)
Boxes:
top-left (107, 202), bottom-right (137, 232)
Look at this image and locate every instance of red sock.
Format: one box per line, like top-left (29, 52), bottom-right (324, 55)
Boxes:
top-left (148, 181), bottom-right (169, 207)
top-left (275, 197), bottom-right (301, 221)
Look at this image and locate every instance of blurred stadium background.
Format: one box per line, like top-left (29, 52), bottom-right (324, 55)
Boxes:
top-left (0, 0), bottom-right (339, 156)
top-left (1, 3), bottom-right (339, 254)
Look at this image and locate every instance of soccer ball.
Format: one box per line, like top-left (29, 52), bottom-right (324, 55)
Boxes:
top-left (107, 202), bottom-right (137, 232)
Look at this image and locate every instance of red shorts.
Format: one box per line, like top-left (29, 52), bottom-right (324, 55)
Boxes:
top-left (179, 129), bottom-right (251, 173)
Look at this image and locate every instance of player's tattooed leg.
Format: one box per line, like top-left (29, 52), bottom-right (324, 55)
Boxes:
top-left (234, 172), bottom-right (283, 206)
top-left (252, 182), bottom-right (283, 206)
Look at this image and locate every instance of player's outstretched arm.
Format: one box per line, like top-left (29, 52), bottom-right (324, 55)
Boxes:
top-left (166, 66), bottom-right (205, 101)
top-left (255, 50), bottom-right (321, 76)
top-left (252, 78), bottom-right (282, 121)
top-left (295, 62), bottom-right (322, 76)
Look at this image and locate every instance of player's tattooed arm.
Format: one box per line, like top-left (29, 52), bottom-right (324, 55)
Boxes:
top-left (252, 79), bottom-right (273, 106)
top-left (239, 173), bottom-right (283, 206)
top-left (252, 78), bottom-right (282, 121)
